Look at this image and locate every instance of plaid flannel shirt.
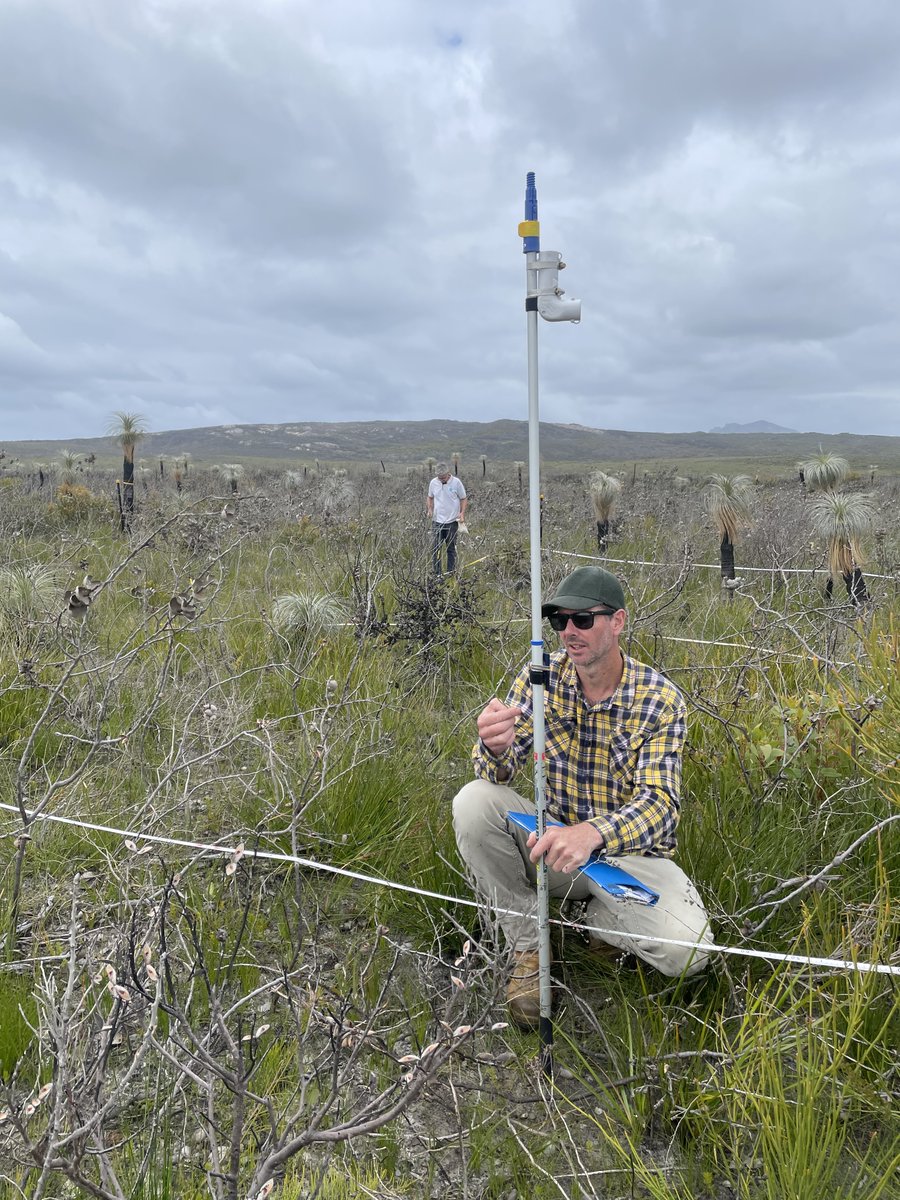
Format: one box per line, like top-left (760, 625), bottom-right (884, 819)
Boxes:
top-left (472, 652), bottom-right (685, 857)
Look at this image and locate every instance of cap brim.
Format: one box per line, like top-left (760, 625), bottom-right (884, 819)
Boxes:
top-left (541, 592), bottom-right (607, 615)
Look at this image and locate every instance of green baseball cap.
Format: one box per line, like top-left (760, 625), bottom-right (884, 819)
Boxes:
top-left (541, 566), bottom-right (626, 615)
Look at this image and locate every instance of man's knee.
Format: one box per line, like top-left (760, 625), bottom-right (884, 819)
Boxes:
top-left (452, 780), bottom-right (531, 867)
top-left (630, 933), bottom-right (713, 978)
top-left (656, 942), bottom-right (712, 978)
top-left (452, 779), bottom-right (505, 834)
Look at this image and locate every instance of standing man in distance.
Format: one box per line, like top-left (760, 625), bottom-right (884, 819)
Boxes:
top-left (426, 462), bottom-right (468, 576)
top-left (453, 565), bottom-right (714, 1028)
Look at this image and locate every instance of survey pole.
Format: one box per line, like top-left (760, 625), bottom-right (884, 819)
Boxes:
top-left (518, 172), bottom-right (581, 1072)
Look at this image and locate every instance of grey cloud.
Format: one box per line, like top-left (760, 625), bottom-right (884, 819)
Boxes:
top-left (3, 0), bottom-right (900, 442)
top-left (485, 1), bottom-right (900, 168)
top-left (0, 1), bottom-right (412, 252)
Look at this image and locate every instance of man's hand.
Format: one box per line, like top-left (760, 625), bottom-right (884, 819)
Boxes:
top-left (527, 822), bottom-right (604, 874)
top-left (476, 697), bottom-right (522, 757)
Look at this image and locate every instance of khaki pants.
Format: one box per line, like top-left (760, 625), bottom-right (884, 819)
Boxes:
top-left (452, 779), bottom-right (714, 977)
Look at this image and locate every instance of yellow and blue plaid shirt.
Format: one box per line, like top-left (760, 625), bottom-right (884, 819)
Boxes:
top-left (473, 652), bottom-right (685, 858)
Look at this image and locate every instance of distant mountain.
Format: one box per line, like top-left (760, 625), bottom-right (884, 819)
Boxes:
top-left (4, 418), bottom-right (900, 471)
top-left (709, 420), bottom-right (797, 434)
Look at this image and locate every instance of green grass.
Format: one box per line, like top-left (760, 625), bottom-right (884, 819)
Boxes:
top-left (0, 464), bottom-right (898, 1199)
top-left (0, 974), bottom-right (37, 1079)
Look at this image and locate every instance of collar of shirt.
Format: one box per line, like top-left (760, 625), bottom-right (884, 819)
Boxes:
top-left (556, 651), bottom-right (637, 714)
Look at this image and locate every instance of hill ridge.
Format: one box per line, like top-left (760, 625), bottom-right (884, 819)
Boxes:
top-left (1, 418), bottom-right (897, 470)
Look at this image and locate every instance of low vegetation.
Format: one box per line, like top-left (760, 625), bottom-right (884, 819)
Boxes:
top-left (0, 452), bottom-right (897, 1198)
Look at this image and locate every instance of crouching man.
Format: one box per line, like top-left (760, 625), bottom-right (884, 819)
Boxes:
top-left (453, 566), bottom-right (714, 1028)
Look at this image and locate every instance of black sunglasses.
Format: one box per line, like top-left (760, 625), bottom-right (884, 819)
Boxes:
top-left (547, 608), bottom-right (617, 631)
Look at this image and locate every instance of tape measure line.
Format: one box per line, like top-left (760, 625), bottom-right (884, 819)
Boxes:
top-left (1, 804), bottom-right (896, 977)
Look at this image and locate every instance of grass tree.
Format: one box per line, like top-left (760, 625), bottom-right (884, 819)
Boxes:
top-left (57, 449), bottom-right (80, 485)
top-left (272, 589), bottom-right (348, 656)
top-left (0, 562), bottom-right (63, 654)
top-left (220, 463), bottom-right (244, 494)
top-left (810, 491), bottom-right (874, 605)
top-left (800, 451), bottom-right (849, 493)
top-left (284, 469), bottom-right (304, 500)
top-left (588, 470), bottom-right (622, 551)
top-left (704, 474), bottom-right (754, 591)
top-left (108, 410), bottom-right (147, 528)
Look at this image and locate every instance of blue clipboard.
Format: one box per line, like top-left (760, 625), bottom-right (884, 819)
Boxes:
top-left (506, 811), bottom-right (659, 906)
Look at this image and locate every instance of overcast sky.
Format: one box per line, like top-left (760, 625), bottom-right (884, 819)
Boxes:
top-left (3, 0), bottom-right (900, 442)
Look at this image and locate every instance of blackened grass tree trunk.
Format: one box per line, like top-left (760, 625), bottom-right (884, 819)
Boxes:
top-left (108, 410), bottom-right (147, 531)
top-left (810, 491), bottom-right (875, 607)
top-left (704, 474), bottom-right (754, 601)
top-left (588, 470), bottom-right (622, 552)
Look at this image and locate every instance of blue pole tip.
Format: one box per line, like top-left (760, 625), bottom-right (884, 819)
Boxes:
top-left (524, 173), bottom-right (538, 221)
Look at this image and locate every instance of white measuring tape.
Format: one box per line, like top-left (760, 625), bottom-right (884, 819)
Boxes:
top-left (549, 547), bottom-right (900, 582)
top-left (2, 804), bottom-right (896, 977)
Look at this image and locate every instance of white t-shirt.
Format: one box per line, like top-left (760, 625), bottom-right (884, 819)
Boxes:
top-left (428, 475), bottom-right (467, 523)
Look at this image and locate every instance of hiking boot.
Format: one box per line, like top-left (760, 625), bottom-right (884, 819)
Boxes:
top-left (585, 938), bottom-right (637, 969)
top-left (507, 950), bottom-right (542, 1029)
top-left (586, 937), bottom-right (622, 960)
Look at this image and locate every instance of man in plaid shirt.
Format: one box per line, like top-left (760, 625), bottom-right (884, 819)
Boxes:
top-left (453, 566), bottom-right (713, 1028)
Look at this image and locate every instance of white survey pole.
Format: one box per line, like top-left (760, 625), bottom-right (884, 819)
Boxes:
top-left (518, 172), bottom-right (581, 1071)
